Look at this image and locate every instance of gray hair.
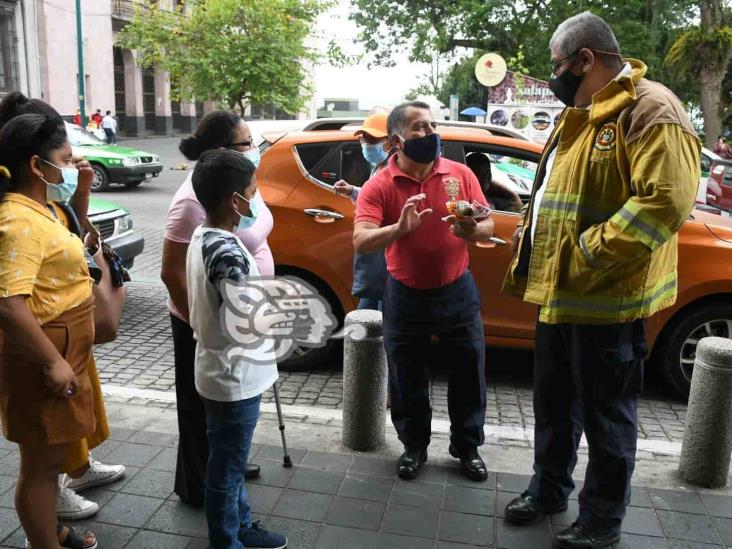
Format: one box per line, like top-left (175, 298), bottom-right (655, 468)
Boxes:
top-left (387, 101), bottom-right (431, 137)
top-left (550, 11), bottom-right (621, 67)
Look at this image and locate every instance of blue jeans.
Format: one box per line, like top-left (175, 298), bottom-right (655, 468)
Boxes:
top-left (203, 395), bottom-right (261, 549)
top-left (357, 298), bottom-right (382, 311)
top-left (383, 271), bottom-right (486, 453)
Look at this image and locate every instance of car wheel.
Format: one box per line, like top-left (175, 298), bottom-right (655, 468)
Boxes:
top-left (125, 180), bottom-right (144, 188)
top-left (275, 268), bottom-right (345, 372)
top-left (90, 164), bottom-right (110, 191)
top-left (656, 302), bottom-right (732, 399)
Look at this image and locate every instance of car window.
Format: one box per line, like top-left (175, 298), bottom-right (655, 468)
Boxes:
top-left (725, 166), bottom-right (732, 186)
top-left (65, 124), bottom-right (104, 146)
top-left (341, 144), bottom-right (371, 188)
top-left (294, 142), bottom-right (338, 174)
top-left (448, 141), bottom-right (538, 213)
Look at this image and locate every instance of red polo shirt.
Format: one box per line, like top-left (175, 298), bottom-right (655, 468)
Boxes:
top-left (355, 154), bottom-right (487, 289)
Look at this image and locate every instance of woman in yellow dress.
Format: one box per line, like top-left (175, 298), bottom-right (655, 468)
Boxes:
top-left (0, 114), bottom-right (97, 548)
top-left (0, 92), bottom-right (126, 524)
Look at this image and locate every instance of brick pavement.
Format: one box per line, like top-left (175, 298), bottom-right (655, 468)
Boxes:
top-left (96, 281), bottom-right (689, 446)
top-left (1, 424), bottom-right (731, 548)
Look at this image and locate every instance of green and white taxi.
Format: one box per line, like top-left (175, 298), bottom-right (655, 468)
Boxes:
top-left (65, 123), bottom-right (164, 191)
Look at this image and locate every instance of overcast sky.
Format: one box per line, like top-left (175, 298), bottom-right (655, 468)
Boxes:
top-left (311, 0), bottom-right (434, 111)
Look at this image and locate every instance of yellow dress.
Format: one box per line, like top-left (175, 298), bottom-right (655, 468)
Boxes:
top-left (47, 202), bottom-right (110, 472)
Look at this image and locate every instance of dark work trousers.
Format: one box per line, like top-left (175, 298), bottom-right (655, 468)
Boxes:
top-left (527, 319), bottom-right (647, 535)
top-left (170, 314), bottom-right (208, 507)
top-left (383, 270), bottom-right (486, 453)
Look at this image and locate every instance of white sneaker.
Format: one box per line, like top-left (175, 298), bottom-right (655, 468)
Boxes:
top-left (57, 482), bottom-right (99, 520)
top-left (64, 454), bottom-right (126, 492)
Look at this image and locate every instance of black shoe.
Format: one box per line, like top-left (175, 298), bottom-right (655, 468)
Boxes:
top-left (504, 492), bottom-right (568, 525)
top-left (448, 444), bottom-right (488, 481)
top-left (245, 462), bottom-right (261, 480)
top-left (555, 522), bottom-right (620, 548)
top-left (397, 448), bottom-right (427, 480)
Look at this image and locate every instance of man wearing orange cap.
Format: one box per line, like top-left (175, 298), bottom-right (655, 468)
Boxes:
top-left (335, 111), bottom-right (391, 310)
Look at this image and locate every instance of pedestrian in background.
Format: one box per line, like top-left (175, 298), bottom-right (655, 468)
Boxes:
top-left (714, 135), bottom-right (732, 159)
top-left (334, 110), bottom-right (391, 311)
top-left (354, 101), bottom-right (493, 482)
top-left (91, 109), bottom-right (103, 129)
top-left (162, 110), bottom-right (265, 507)
top-left (186, 148), bottom-right (287, 549)
top-left (101, 110), bottom-right (117, 144)
top-left (503, 12), bottom-right (700, 548)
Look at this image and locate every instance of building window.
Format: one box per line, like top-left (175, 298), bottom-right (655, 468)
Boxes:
top-left (0, 1), bottom-right (18, 94)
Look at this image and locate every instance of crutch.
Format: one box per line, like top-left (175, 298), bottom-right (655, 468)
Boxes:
top-left (271, 382), bottom-right (293, 467)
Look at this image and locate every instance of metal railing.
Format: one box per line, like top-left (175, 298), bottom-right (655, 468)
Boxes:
top-left (112, 0), bottom-right (178, 20)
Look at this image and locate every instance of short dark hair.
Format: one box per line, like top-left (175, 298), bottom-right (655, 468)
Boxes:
top-left (179, 110), bottom-right (241, 161)
top-left (0, 113), bottom-right (68, 201)
top-left (192, 149), bottom-right (256, 214)
top-left (106, 110), bottom-right (111, 115)
top-left (466, 153), bottom-right (492, 184)
top-left (387, 101), bottom-right (432, 137)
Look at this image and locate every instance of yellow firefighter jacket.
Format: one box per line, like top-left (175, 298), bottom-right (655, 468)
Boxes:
top-left (502, 59), bottom-right (701, 324)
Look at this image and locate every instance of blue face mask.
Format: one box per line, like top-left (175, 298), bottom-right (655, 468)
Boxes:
top-left (241, 148), bottom-right (261, 169)
top-left (40, 159), bottom-right (78, 203)
top-left (361, 142), bottom-right (388, 166)
top-left (235, 191), bottom-right (260, 230)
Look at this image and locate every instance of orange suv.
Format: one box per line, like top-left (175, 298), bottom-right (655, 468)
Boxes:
top-left (258, 120), bottom-right (732, 398)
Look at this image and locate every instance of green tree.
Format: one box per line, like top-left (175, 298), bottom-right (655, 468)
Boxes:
top-left (118, 0), bottom-right (337, 114)
top-left (666, 0), bottom-right (732, 146)
top-left (352, 0), bottom-right (698, 104)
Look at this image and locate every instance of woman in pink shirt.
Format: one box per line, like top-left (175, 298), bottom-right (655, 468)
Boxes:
top-left (161, 111), bottom-right (271, 506)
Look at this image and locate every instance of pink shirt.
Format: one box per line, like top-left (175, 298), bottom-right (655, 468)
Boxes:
top-left (164, 174), bottom-right (275, 321)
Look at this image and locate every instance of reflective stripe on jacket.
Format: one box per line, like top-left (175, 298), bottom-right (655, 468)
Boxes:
top-left (502, 59), bottom-right (701, 325)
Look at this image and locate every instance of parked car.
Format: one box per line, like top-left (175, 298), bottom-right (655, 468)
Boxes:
top-left (257, 122), bottom-right (732, 398)
top-left (87, 198), bottom-right (144, 269)
top-left (65, 123), bottom-right (163, 191)
top-left (705, 155), bottom-right (732, 213)
top-left (697, 147), bottom-right (722, 206)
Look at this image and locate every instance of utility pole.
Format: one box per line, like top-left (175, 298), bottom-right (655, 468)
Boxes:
top-left (76, 0), bottom-right (86, 126)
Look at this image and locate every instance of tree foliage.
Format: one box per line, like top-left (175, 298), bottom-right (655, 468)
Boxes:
top-left (118, 0), bottom-right (337, 113)
top-left (352, 0), bottom-right (699, 105)
top-left (665, 0), bottom-right (732, 144)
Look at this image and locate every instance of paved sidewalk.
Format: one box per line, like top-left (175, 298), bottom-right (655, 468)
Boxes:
top-left (1, 409), bottom-right (732, 548)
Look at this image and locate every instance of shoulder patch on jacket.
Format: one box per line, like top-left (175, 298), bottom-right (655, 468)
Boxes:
top-left (620, 79), bottom-right (697, 145)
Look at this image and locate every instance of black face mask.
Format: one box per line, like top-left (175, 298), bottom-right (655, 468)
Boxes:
top-left (399, 133), bottom-right (441, 164)
top-left (549, 69), bottom-right (584, 107)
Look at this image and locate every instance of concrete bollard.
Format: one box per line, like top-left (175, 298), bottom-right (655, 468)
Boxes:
top-left (678, 337), bottom-right (732, 488)
top-left (342, 309), bottom-right (388, 451)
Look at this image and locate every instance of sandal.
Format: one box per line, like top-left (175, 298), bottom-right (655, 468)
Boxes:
top-left (25, 523), bottom-right (97, 549)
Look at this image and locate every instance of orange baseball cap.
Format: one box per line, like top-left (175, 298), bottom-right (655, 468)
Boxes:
top-left (354, 111), bottom-right (388, 139)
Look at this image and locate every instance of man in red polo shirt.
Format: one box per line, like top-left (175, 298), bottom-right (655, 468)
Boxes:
top-left (354, 101), bottom-right (494, 482)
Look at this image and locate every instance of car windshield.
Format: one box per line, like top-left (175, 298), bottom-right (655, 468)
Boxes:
top-left (65, 124), bottom-right (104, 146)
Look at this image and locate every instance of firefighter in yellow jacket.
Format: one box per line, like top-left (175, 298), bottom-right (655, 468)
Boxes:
top-left (502, 12), bottom-right (700, 549)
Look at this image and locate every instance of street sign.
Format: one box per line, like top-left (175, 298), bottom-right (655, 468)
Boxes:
top-left (475, 53), bottom-right (507, 87)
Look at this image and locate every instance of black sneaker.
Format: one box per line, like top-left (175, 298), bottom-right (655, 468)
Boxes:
top-left (238, 521), bottom-right (288, 549)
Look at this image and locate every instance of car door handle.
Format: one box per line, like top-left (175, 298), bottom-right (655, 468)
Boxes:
top-left (476, 236), bottom-right (507, 248)
top-left (304, 208), bottom-right (344, 223)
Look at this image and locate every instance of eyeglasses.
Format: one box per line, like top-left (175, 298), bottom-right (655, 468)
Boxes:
top-left (550, 50), bottom-right (579, 75)
top-left (229, 140), bottom-right (253, 149)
